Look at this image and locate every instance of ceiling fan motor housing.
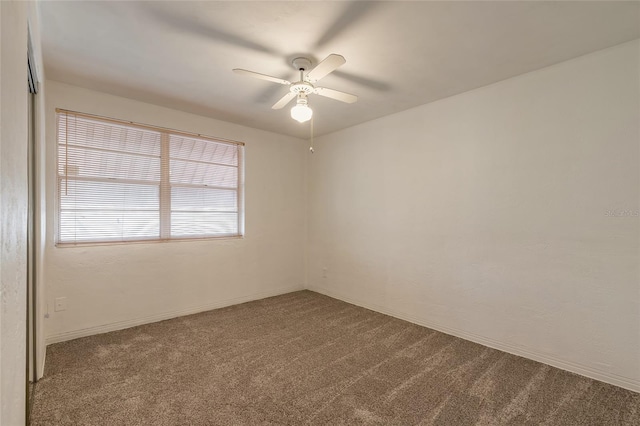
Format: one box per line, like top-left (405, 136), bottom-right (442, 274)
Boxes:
top-left (290, 57), bottom-right (315, 95)
top-left (290, 82), bottom-right (314, 95)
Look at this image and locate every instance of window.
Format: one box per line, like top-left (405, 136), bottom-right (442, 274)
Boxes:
top-left (56, 110), bottom-right (244, 245)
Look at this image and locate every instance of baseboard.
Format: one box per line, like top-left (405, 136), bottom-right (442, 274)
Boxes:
top-left (38, 352), bottom-right (46, 381)
top-left (308, 285), bottom-right (640, 394)
top-left (46, 285), bottom-right (304, 345)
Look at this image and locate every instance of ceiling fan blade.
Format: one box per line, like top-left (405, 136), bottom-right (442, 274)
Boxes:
top-left (314, 87), bottom-right (358, 104)
top-left (233, 69), bottom-right (291, 86)
top-left (314, 2), bottom-right (378, 49)
top-left (148, 6), bottom-right (279, 55)
top-left (305, 54), bottom-right (346, 83)
top-left (272, 92), bottom-right (297, 109)
top-left (332, 70), bottom-right (391, 91)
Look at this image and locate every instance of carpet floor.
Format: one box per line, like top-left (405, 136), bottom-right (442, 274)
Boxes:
top-left (31, 291), bottom-right (639, 425)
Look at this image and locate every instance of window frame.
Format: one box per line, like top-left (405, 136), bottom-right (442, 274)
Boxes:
top-left (55, 109), bottom-right (245, 247)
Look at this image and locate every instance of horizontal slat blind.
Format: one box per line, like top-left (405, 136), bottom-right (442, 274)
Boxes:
top-left (169, 134), bottom-right (240, 237)
top-left (57, 111), bottom-right (244, 245)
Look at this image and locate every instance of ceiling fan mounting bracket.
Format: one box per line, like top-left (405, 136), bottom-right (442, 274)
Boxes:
top-left (292, 57), bottom-right (312, 71)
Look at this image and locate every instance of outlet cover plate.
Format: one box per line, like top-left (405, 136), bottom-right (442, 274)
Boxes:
top-left (54, 297), bottom-right (67, 312)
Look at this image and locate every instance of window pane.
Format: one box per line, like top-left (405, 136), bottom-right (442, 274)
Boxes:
top-left (59, 179), bottom-right (159, 242)
top-left (168, 133), bottom-right (241, 238)
top-left (169, 134), bottom-right (238, 166)
top-left (58, 115), bottom-right (161, 156)
top-left (171, 212), bottom-right (238, 237)
top-left (58, 145), bottom-right (161, 182)
top-left (169, 159), bottom-right (238, 188)
top-left (171, 187), bottom-right (237, 212)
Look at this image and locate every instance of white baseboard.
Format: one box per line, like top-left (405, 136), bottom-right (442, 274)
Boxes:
top-left (46, 285), bottom-right (304, 345)
top-left (38, 352), bottom-right (46, 381)
top-left (307, 285), bottom-right (640, 394)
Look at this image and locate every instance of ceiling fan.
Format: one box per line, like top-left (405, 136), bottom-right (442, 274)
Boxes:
top-left (233, 54), bottom-right (357, 123)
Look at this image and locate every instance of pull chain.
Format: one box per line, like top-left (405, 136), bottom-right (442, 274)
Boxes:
top-left (309, 116), bottom-right (314, 154)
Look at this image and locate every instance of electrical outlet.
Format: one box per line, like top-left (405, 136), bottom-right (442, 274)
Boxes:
top-left (54, 297), bottom-right (67, 312)
top-left (322, 267), bottom-right (328, 278)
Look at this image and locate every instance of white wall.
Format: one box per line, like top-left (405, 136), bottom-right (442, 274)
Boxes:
top-left (308, 40), bottom-right (640, 392)
top-left (44, 81), bottom-right (307, 343)
top-left (1, 1), bottom-right (28, 424)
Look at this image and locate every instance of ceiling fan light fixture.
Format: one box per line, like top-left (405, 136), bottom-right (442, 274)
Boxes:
top-left (291, 101), bottom-right (313, 123)
top-left (233, 53), bottom-right (356, 123)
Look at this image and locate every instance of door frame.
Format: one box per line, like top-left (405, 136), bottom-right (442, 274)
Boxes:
top-left (26, 31), bottom-right (39, 422)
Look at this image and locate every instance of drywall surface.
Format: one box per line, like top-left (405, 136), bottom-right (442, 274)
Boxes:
top-left (308, 40), bottom-right (640, 391)
top-left (44, 81), bottom-right (306, 343)
top-left (1, 1), bottom-right (28, 424)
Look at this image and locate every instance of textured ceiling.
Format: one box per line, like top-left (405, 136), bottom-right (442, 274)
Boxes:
top-left (39, 1), bottom-right (640, 139)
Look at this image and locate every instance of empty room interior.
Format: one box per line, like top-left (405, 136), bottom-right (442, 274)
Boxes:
top-left (1, 1), bottom-right (639, 425)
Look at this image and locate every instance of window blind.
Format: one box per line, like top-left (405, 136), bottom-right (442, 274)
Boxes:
top-left (57, 110), bottom-right (244, 245)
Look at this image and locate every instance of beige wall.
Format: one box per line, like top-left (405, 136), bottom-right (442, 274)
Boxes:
top-left (1, 1), bottom-right (28, 424)
top-left (44, 81), bottom-right (307, 343)
top-left (307, 40), bottom-right (640, 392)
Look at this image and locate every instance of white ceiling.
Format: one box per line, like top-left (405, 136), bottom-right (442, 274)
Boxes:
top-left (39, 1), bottom-right (640, 139)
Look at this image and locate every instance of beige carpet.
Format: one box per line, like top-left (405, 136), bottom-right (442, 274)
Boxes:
top-left (31, 291), bottom-right (639, 425)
